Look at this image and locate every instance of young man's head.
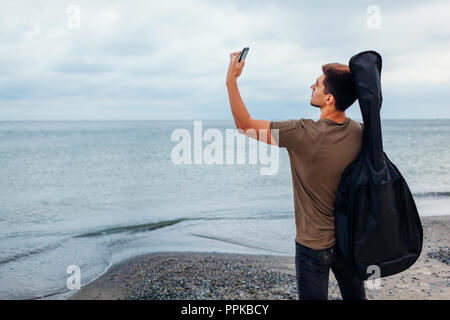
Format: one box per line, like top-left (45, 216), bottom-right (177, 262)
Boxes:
top-left (310, 63), bottom-right (357, 112)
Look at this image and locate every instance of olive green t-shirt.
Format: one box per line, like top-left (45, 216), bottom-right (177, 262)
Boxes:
top-left (270, 117), bottom-right (363, 250)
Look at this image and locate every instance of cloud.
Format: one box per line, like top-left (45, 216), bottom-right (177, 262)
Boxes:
top-left (0, 0), bottom-right (448, 120)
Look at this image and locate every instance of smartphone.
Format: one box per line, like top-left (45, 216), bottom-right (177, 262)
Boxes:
top-left (238, 47), bottom-right (249, 63)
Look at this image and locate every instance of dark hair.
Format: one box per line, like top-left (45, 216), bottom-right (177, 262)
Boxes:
top-left (321, 63), bottom-right (357, 111)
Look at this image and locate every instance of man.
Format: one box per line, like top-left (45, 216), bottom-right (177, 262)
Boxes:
top-left (226, 51), bottom-right (366, 300)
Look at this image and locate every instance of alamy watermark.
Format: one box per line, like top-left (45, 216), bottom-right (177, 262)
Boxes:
top-left (171, 121), bottom-right (280, 175)
top-left (66, 265), bottom-right (81, 290)
top-left (366, 265), bottom-right (381, 290)
top-left (366, 5), bottom-right (381, 30)
top-left (67, 5), bottom-right (81, 30)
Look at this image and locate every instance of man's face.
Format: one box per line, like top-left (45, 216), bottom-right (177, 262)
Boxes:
top-left (310, 74), bottom-right (328, 108)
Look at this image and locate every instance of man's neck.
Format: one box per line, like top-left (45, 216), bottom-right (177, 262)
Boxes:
top-left (319, 107), bottom-right (347, 124)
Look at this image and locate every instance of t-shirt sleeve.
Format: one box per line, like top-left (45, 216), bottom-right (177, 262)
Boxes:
top-left (269, 119), bottom-right (308, 151)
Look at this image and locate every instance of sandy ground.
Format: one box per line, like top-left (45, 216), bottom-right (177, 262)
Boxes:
top-left (69, 215), bottom-right (449, 300)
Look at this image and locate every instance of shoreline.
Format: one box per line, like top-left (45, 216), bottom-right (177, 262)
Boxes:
top-left (68, 215), bottom-right (449, 300)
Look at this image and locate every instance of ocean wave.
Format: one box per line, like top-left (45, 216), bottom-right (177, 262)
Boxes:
top-left (413, 191), bottom-right (450, 198)
top-left (73, 218), bottom-right (187, 238)
top-left (0, 214), bottom-right (291, 267)
top-left (73, 212), bottom-right (292, 239)
top-left (190, 233), bottom-right (288, 254)
top-left (0, 243), bottom-right (62, 266)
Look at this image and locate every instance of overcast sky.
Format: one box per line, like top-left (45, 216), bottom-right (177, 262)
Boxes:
top-left (0, 0), bottom-right (449, 120)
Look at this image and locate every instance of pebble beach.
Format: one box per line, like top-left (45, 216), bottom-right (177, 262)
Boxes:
top-left (69, 215), bottom-right (449, 300)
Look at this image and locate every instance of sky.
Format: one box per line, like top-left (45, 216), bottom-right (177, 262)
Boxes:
top-left (0, 0), bottom-right (449, 121)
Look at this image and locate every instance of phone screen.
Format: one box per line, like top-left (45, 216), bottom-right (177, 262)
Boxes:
top-left (238, 47), bottom-right (249, 63)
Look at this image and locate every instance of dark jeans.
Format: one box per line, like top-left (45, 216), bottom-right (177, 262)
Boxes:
top-left (295, 241), bottom-right (366, 300)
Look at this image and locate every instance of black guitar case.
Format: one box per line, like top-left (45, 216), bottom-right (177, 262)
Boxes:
top-left (334, 51), bottom-right (423, 280)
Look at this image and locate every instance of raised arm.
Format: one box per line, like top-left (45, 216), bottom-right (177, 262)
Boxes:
top-left (226, 51), bottom-right (278, 146)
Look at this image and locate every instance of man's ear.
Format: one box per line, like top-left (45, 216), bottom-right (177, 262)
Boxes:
top-left (326, 93), bottom-right (335, 105)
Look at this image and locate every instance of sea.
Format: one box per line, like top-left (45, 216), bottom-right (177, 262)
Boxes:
top-left (0, 119), bottom-right (449, 299)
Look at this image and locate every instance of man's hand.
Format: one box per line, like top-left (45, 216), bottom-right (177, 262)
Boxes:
top-left (226, 51), bottom-right (245, 85)
top-left (225, 50), bottom-right (275, 146)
